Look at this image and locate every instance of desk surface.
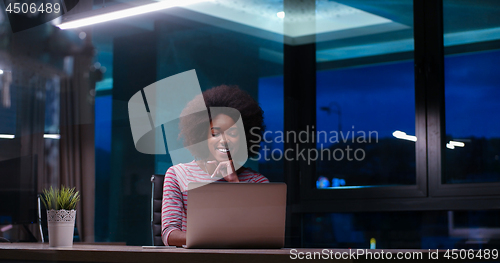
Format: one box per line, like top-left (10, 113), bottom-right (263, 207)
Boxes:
top-left (0, 243), bottom-right (438, 263)
top-left (0, 243), bottom-right (323, 263)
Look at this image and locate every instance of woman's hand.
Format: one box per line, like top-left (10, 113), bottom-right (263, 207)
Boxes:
top-left (208, 160), bottom-right (239, 182)
top-left (167, 229), bottom-right (186, 246)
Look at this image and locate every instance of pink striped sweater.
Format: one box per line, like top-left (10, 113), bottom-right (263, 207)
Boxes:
top-left (161, 161), bottom-right (269, 246)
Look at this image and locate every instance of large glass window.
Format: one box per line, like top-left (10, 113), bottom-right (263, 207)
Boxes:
top-left (0, 72), bottom-right (16, 136)
top-left (316, 62), bottom-right (415, 188)
top-left (303, 210), bottom-right (500, 249)
top-left (258, 76), bottom-right (284, 183)
top-left (443, 0), bottom-right (500, 184)
top-left (90, 1), bottom-right (284, 244)
top-left (315, 0), bottom-right (415, 188)
top-left (94, 95), bottom-right (112, 242)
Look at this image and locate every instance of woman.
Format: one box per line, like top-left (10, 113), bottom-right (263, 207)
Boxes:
top-left (161, 85), bottom-right (268, 246)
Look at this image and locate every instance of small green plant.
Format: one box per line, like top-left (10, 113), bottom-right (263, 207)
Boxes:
top-left (41, 186), bottom-right (80, 210)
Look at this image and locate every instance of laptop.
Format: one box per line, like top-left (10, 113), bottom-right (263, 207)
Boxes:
top-left (186, 182), bottom-right (287, 249)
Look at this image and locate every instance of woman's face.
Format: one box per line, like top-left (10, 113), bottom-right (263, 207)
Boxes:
top-left (207, 114), bottom-right (241, 162)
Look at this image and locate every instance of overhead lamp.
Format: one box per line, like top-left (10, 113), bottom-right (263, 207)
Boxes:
top-left (44, 134), bottom-right (61, 139)
top-left (277, 11), bottom-right (285, 19)
top-left (392, 130), bottom-right (417, 142)
top-left (57, 0), bottom-right (206, 30)
top-left (448, 141), bottom-right (465, 147)
top-left (0, 134), bottom-right (61, 139)
top-left (446, 140), bottom-right (465, 149)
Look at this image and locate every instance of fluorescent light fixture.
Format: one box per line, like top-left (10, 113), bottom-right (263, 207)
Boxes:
top-left (44, 134), bottom-right (61, 139)
top-left (449, 141), bottom-right (465, 147)
top-left (0, 69), bottom-right (3, 74)
top-left (317, 38), bottom-right (414, 62)
top-left (277, 11), bottom-right (285, 19)
top-left (444, 27), bottom-right (500, 47)
top-left (392, 130), bottom-right (417, 142)
top-left (0, 134), bottom-right (61, 139)
top-left (446, 143), bottom-right (455, 149)
top-left (57, 0), bottom-right (207, 30)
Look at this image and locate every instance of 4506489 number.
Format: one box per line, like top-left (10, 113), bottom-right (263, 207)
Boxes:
top-left (443, 249), bottom-right (498, 260)
top-left (6, 2), bottom-right (61, 14)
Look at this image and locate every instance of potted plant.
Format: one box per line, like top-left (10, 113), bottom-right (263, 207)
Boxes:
top-left (40, 186), bottom-right (80, 247)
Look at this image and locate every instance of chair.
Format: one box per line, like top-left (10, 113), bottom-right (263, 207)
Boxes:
top-left (151, 174), bottom-right (165, 246)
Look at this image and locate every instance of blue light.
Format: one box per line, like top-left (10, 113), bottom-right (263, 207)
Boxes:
top-left (316, 176), bottom-right (330, 189)
top-left (332, 178), bottom-right (346, 187)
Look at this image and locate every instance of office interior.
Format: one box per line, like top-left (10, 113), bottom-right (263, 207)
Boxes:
top-left (0, 0), bottom-right (500, 250)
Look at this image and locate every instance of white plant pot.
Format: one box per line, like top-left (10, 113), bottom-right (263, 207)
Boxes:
top-left (47, 209), bottom-right (76, 247)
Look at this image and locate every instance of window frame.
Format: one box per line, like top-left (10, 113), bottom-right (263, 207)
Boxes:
top-left (430, 42), bottom-right (500, 197)
top-left (283, 0), bottom-right (500, 215)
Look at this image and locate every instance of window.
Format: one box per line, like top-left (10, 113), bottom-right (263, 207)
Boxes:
top-left (258, 75), bottom-right (284, 182)
top-left (316, 61), bottom-right (415, 188)
top-left (303, 210), bottom-right (500, 249)
top-left (442, 0), bottom-right (500, 185)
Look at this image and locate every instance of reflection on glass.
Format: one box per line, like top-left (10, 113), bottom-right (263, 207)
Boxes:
top-left (0, 71), bottom-right (16, 135)
top-left (90, 0), bottom-right (286, 243)
top-left (257, 76), bottom-right (284, 183)
top-left (304, 210), bottom-right (500, 249)
top-left (314, 0), bottom-right (415, 188)
top-left (316, 61), bottom-right (416, 188)
top-left (94, 95), bottom-right (112, 242)
top-left (443, 0), bottom-right (500, 184)
top-left (443, 0), bottom-right (500, 46)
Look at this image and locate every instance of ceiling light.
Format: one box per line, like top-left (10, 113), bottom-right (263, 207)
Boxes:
top-left (44, 134), bottom-right (61, 139)
top-left (57, 0), bottom-right (207, 30)
top-left (277, 11), bottom-right (285, 19)
top-left (0, 69), bottom-right (3, 74)
top-left (448, 141), bottom-right (465, 147)
top-left (392, 130), bottom-right (417, 142)
top-left (0, 134), bottom-right (14, 139)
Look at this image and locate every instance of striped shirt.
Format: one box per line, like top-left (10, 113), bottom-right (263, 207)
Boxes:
top-left (161, 161), bottom-right (269, 246)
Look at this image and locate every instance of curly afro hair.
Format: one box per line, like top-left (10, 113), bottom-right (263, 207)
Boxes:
top-left (179, 85), bottom-right (265, 160)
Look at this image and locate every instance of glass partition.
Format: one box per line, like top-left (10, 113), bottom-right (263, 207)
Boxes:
top-left (91, 0), bottom-right (284, 244)
top-left (443, 0), bottom-right (500, 184)
top-left (315, 0), bottom-right (416, 188)
top-left (304, 210), bottom-right (500, 249)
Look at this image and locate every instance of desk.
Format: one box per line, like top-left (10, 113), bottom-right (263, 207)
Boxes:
top-left (0, 244), bottom-right (323, 263)
top-left (0, 243), bottom-right (455, 262)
